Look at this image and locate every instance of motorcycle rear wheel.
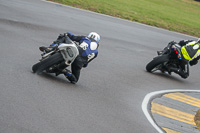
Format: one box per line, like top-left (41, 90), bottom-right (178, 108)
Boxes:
top-left (146, 55), bottom-right (169, 72)
top-left (32, 52), bottom-right (64, 74)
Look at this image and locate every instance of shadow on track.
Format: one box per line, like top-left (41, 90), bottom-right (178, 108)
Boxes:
top-left (145, 71), bottom-right (189, 84)
top-left (32, 71), bottom-right (75, 86)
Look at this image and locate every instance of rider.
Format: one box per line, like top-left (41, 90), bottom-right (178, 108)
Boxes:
top-left (164, 39), bottom-right (200, 79)
top-left (39, 32), bottom-right (100, 84)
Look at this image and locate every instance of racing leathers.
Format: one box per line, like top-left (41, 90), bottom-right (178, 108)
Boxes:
top-left (167, 40), bottom-right (200, 78)
top-left (41, 33), bottom-right (99, 84)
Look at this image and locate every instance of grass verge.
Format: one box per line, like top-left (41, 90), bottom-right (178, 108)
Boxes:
top-left (195, 109), bottom-right (200, 130)
top-left (49, 0), bottom-right (200, 37)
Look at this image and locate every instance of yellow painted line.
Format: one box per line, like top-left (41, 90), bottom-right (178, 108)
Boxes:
top-left (163, 93), bottom-right (200, 108)
top-left (162, 127), bottom-right (180, 133)
top-left (151, 102), bottom-right (195, 125)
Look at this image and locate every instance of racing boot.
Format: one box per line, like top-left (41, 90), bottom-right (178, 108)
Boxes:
top-left (39, 46), bottom-right (50, 52)
top-left (160, 64), bottom-right (170, 75)
top-left (63, 69), bottom-right (77, 84)
top-left (55, 63), bottom-right (68, 76)
top-left (160, 68), bottom-right (171, 75)
top-left (157, 51), bottom-right (163, 55)
top-left (39, 46), bottom-right (57, 53)
top-left (167, 67), bottom-right (188, 79)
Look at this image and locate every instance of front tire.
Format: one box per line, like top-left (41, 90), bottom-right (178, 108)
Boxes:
top-left (32, 52), bottom-right (64, 74)
top-left (146, 55), bottom-right (169, 72)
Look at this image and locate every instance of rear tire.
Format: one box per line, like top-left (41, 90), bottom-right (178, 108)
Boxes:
top-left (32, 52), bottom-right (64, 74)
top-left (146, 55), bottom-right (169, 72)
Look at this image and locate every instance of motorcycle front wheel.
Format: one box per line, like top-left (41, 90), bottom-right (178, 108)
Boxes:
top-left (146, 54), bottom-right (169, 72)
top-left (32, 52), bottom-right (64, 74)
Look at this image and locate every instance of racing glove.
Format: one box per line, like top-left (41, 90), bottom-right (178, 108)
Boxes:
top-left (190, 59), bottom-right (198, 66)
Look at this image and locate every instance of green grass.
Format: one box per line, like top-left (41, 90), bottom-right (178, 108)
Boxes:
top-left (195, 109), bottom-right (200, 130)
top-left (50, 0), bottom-right (200, 37)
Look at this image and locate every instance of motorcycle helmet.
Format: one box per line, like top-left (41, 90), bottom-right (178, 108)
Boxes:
top-left (88, 32), bottom-right (100, 43)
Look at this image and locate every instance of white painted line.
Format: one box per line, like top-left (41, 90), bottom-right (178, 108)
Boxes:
top-left (142, 89), bottom-right (200, 133)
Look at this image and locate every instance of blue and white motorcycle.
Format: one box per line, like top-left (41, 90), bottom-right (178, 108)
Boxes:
top-left (32, 37), bottom-right (79, 74)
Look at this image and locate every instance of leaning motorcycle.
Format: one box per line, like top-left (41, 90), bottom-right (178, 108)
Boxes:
top-left (146, 43), bottom-right (189, 74)
top-left (32, 37), bottom-right (79, 74)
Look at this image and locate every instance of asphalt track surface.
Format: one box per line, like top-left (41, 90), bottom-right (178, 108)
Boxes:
top-left (0, 0), bottom-right (199, 133)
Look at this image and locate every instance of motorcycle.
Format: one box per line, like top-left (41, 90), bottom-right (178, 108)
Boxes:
top-left (32, 37), bottom-right (79, 74)
top-left (146, 43), bottom-right (189, 75)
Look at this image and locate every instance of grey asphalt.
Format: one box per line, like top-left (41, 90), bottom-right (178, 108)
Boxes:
top-left (0, 0), bottom-right (199, 133)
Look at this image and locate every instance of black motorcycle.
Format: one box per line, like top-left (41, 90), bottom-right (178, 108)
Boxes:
top-left (146, 43), bottom-right (189, 75)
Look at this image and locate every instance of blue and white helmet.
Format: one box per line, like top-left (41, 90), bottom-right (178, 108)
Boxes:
top-left (88, 32), bottom-right (100, 43)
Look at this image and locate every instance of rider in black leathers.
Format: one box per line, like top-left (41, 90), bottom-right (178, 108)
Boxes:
top-left (163, 39), bottom-right (200, 78)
